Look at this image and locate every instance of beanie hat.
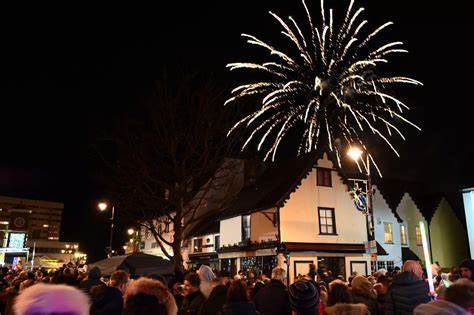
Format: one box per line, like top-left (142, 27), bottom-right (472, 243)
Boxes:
top-left (351, 275), bottom-right (373, 296)
top-left (289, 280), bottom-right (320, 314)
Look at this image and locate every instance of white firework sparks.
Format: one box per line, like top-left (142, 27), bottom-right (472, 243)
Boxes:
top-left (226, 0), bottom-right (422, 174)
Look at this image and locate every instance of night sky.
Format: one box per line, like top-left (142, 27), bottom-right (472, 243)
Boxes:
top-left (0, 1), bottom-right (472, 261)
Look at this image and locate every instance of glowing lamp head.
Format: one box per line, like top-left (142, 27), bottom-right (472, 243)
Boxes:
top-left (97, 202), bottom-right (108, 211)
top-left (123, 245), bottom-right (128, 250)
top-left (127, 228), bottom-right (135, 236)
top-left (347, 146), bottom-right (363, 161)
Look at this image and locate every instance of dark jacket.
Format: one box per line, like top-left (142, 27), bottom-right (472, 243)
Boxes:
top-left (253, 279), bottom-right (291, 315)
top-left (218, 302), bottom-right (257, 315)
top-left (80, 267), bottom-right (104, 294)
top-left (200, 284), bottom-right (228, 315)
top-left (90, 286), bottom-right (123, 315)
top-left (384, 272), bottom-right (430, 315)
top-left (352, 293), bottom-right (379, 315)
top-left (179, 291), bottom-right (206, 315)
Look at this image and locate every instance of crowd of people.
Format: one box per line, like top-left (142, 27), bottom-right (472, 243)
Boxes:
top-left (0, 258), bottom-right (472, 314)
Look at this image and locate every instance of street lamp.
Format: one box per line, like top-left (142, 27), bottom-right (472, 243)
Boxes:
top-left (97, 201), bottom-right (116, 258)
top-left (347, 146), bottom-right (375, 245)
top-left (127, 228), bottom-right (135, 236)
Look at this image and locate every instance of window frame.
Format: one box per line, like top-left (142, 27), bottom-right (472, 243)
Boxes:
top-left (316, 168), bottom-right (332, 187)
top-left (400, 225), bottom-right (408, 245)
top-left (318, 207), bottom-right (337, 235)
top-left (383, 222), bottom-right (393, 244)
top-left (415, 226), bottom-right (422, 246)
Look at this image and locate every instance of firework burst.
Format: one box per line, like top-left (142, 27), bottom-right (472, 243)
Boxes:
top-left (226, 0), bottom-right (421, 176)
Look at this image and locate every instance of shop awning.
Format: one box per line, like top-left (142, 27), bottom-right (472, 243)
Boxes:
top-left (283, 242), bottom-right (365, 253)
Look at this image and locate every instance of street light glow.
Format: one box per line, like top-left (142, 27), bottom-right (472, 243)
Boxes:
top-left (97, 202), bottom-right (108, 211)
top-left (347, 146), bottom-right (363, 161)
top-left (127, 228), bottom-right (135, 235)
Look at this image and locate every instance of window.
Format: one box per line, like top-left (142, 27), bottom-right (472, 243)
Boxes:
top-left (386, 261), bottom-right (394, 270)
top-left (193, 238), bottom-right (203, 253)
top-left (384, 223), bottom-right (393, 243)
top-left (242, 215), bottom-right (251, 241)
top-left (31, 230), bottom-right (41, 239)
top-left (377, 261), bottom-right (386, 270)
top-left (151, 242), bottom-right (158, 249)
top-left (400, 225), bottom-right (408, 245)
top-left (214, 235), bottom-right (220, 251)
top-left (318, 207), bottom-right (336, 235)
top-left (415, 227), bottom-right (422, 246)
top-left (317, 168), bottom-right (332, 187)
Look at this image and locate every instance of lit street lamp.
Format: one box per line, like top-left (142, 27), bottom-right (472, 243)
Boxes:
top-left (127, 228), bottom-right (135, 236)
top-left (347, 146), bottom-right (376, 247)
top-left (97, 201), bottom-right (116, 258)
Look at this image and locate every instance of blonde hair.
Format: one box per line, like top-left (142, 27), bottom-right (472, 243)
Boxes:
top-left (271, 267), bottom-right (287, 282)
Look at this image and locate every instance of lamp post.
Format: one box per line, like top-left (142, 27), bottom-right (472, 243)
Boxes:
top-left (347, 147), bottom-right (375, 246)
top-left (97, 201), bottom-right (115, 258)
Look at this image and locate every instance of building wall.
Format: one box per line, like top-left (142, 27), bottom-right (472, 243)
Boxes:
top-left (140, 219), bottom-right (174, 259)
top-left (396, 193), bottom-right (430, 265)
top-left (220, 216), bottom-right (242, 246)
top-left (373, 186), bottom-right (403, 267)
top-left (462, 189), bottom-right (474, 259)
top-left (279, 153), bottom-right (367, 244)
top-left (250, 208), bottom-right (278, 243)
top-left (430, 198), bottom-right (469, 268)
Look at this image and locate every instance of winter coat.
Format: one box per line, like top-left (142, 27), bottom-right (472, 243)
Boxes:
top-left (80, 267), bottom-right (104, 294)
top-left (324, 303), bottom-right (369, 315)
top-left (199, 284), bottom-right (227, 315)
top-left (179, 291), bottom-right (206, 315)
top-left (218, 302), bottom-right (257, 315)
top-left (90, 286), bottom-right (123, 315)
top-left (253, 279), bottom-right (291, 315)
top-left (413, 299), bottom-right (469, 315)
top-left (384, 271), bottom-right (430, 315)
top-left (352, 292), bottom-right (379, 315)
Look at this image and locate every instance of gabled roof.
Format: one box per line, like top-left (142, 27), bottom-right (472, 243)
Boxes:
top-left (217, 153), bottom-right (318, 220)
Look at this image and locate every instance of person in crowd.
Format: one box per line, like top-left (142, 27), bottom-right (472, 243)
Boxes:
top-left (326, 280), bottom-right (368, 315)
top-left (219, 280), bottom-right (256, 315)
top-left (14, 283), bottom-right (90, 315)
top-left (414, 278), bottom-right (474, 314)
top-left (373, 275), bottom-right (391, 314)
top-left (288, 279), bottom-right (320, 315)
top-left (247, 271), bottom-right (256, 287)
top-left (80, 266), bottom-right (104, 294)
top-left (123, 293), bottom-right (168, 315)
top-left (307, 263), bottom-right (317, 281)
top-left (459, 259), bottom-right (474, 281)
top-left (350, 275), bottom-right (379, 315)
top-left (198, 265), bottom-right (216, 299)
top-left (90, 269), bottom-right (130, 315)
top-left (179, 272), bottom-right (205, 315)
top-left (125, 277), bottom-right (177, 315)
top-left (200, 270), bottom-right (230, 315)
top-left (251, 273), bottom-right (267, 298)
top-left (384, 260), bottom-right (430, 314)
top-left (254, 267), bottom-right (291, 315)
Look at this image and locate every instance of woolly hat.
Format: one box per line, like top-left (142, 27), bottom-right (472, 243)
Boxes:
top-left (289, 280), bottom-right (320, 315)
top-left (198, 265), bottom-right (216, 282)
top-left (351, 275), bottom-right (373, 295)
top-left (14, 283), bottom-right (90, 315)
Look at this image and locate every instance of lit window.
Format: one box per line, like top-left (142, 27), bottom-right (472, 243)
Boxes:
top-left (317, 168), bottom-right (332, 187)
top-left (242, 215), bottom-right (251, 241)
top-left (318, 207), bottom-right (336, 235)
top-left (384, 223), bottom-right (393, 243)
top-left (400, 225), bottom-right (408, 245)
top-left (416, 227), bottom-right (422, 246)
top-left (193, 238), bottom-right (203, 253)
top-left (377, 261), bottom-right (386, 270)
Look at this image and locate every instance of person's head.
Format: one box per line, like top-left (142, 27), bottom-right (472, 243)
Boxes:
top-left (288, 280), bottom-right (320, 315)
top-left (443, 278), bottom-right (474, 312)
top-left (124, 277), bottom-right (176, 314)
top-left (271, 267), bottom-right (287, 283)
top-left (226, 280), bottom-right (250, 304)
top-left (403, 260), bottom-right (423, 280)
top-left (14, 283), bottom-right (90, 315)
top-left (197, 265), bottom-right (216, 283)
top-left (88, 266), bottom-right (102, 279)
top-left (109, 270), bottom-right (130, 293)
top-left (217, 270), bottom-right (231, 285)
top-left (459, 259), bottom-right (474, 281)
top-left (123, 293), bottom-right (167, 315)
top-left (351, 275), bottom-right (373, 297)
top-left (328, 281), bottom-right (352, 306)
top-left (183, 273), bottom-right (200, 296)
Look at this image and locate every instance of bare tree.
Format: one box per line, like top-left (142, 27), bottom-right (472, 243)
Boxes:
top-left (110, 72), bottom-right (239, 271)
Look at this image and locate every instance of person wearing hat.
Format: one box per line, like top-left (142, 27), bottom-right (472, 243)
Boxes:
top-left (459, 259), bottom-right (474, 281)
top-left (288, 279), bottom-right (320, 315)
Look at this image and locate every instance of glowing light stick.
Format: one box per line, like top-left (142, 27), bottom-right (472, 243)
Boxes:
top-left (419, 221), bottom-right (435, 295)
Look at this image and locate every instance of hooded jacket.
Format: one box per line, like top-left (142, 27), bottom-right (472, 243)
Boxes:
top-left (384, 271), bottom-right (430, 314)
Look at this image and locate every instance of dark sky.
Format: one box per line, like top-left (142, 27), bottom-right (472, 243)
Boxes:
top-left (0, 1), bottom-right (472, 260)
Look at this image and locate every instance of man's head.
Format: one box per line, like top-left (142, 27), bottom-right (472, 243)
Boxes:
top-left (288, 280), bottom-right (319, 315)
top-left (109, 270), bottom-right (130, 293)
top-left (271, 267), bottom-right (287, 283)
top-left (459, 259), bottom-right (474, 281)
top-left (443, 278), bottom-right (474, 312)
top-left (183, 273), bottom-right (200, 296)
top-left (403, 260), bottom-right (423, 280)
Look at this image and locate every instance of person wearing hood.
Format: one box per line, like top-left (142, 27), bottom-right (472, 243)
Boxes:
top-left (459, 259), bottom-right (474, 281)
top-left (288, 279), bottom-right (320, 315)
top-left (200, 270), bottom-right (230, 315)
top-left (80, 266), bottom-right (104, 294)
top-left (384, 260), bottom-right (430, 314)
top-left (197, 265), bottom-right (216, 299)
top-left (414, 278), bottom-right (474, 315)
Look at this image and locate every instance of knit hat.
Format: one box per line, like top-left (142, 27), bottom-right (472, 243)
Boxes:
top-left (289, 280), bottom-right (320, 314)
top-left (351, 275), bottom-right (373, 296)
top-left (197, 265), bottom-right (216, 282)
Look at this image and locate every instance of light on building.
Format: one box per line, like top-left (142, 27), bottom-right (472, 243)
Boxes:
top-left (347, 146), bottom-right (363, 161)
top-left (73, 244), bottom-right (79, 249)
top-left (0, 221), bottom-right (9, 225)
top-left (65, 244), bottom-right (70, 249)
top-left (129, 238), bottom-right (134, 244)
top-left (123, 245), bottom-right (128, 250)
top-left (43, 224), bottom-right (49, 228)
top-left (97, 202), bottom-right (108, 212)
top-left (61, 249), bottom-right (65, 254)
top-left (127, 228), bottom-right (135, 235)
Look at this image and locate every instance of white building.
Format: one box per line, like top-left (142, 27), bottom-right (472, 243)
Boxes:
top-left (462, 188), bottom-right (474, 259)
